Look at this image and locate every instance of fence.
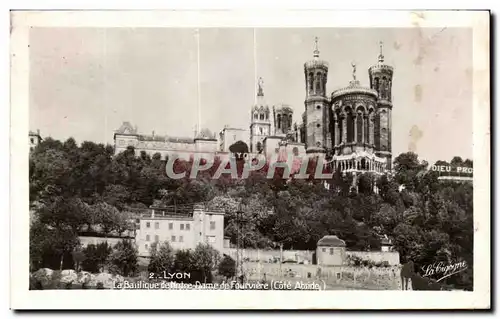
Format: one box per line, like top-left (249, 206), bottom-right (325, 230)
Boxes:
top-left (224, 248), bottom-right (315, 264)
top-left (242, 262), bottom-right (402, 290)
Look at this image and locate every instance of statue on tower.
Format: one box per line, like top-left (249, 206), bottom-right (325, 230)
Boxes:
top-left (378, 41), bottom-right (385, 63)
top-left (351, 61), bottom-right (357, 81)
top-left (313, 36), bottom-right (320, 58)
top-left (257, 77), bottom-right (264, 96)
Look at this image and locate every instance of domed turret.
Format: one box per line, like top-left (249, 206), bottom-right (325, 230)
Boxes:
top-left (250, 77), bottom-right (271, 153)
top-left (304, 37), bottom-right (330, 154)
top-left (273, 103), bottom-right (293, 136)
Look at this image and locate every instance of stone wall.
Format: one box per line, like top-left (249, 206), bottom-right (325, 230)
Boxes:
top-left (242, 262), bottom-right (401, 290)
top-left (79, 236), bottom-right (125, 248)
top-left (224, 248), bottom-right (314, 264)
top-left (223, 248), bottom-right (400, 266)
top-left (346, 251), bottom-right (400, 266)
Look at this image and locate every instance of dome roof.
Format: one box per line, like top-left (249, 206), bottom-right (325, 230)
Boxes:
top-left (331, 80), bottom-right (378, 100)
top-left (317, 235), bottom-right (346, 247)
top-left (252, 105), bottom-right (270, 112)
top-left (304, 59), bottom-right (329, 70)
top-left (274, 104), bottom-right (293, 114)
top-left (304, 37), bottom-right (329, 70)
top-left (196, 128), bottom-right (215, 140)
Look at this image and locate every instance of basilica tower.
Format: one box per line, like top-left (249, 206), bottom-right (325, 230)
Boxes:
top-left (304, 38), bottom-right (330, 155)
top-left (369, 42), bottom-right (394, 169)
top-left (250, 78), bottom-right (271, 153)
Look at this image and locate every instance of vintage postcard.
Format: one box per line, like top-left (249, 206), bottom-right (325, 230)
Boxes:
top-left (10, 10), bottom-right (490, 309)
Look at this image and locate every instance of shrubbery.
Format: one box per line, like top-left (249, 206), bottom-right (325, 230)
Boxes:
top-left (29, 136), bottom-right (474, 290)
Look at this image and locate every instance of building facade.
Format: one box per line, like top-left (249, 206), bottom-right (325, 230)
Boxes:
top-left (29, 130), bottom-right (43, 151)
top-left (308, 40), bottom-right (393, 176)
top-left (135, 205), bottom-right (225, 257)
top-left (113, 122), bottom-right (219, 161)
top-left (112, 39), bottom-right (393, 175)
top-left (316, 235), bottom-right (346, 266)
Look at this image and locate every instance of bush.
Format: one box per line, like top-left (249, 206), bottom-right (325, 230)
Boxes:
top-left (148, 241), bottom-right (175, 276)
top-left (81, 242), bottom-right (112, 273)
top-left (171, 249), bottom-right (196, 283)
top-left (108, 239), bottom-right (138, 277)
top-left (218, 255), bottom-right (236, 280)
top-left (192, 243), bottom-right (221, 284)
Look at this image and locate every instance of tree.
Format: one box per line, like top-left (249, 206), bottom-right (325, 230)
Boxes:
top-left (148, 241), bottom-right (175, 275)
top-left (71, 244), bottom-right (86, 272)
top-left (92, 202), bottom-right (126, 236)
top-left (81, 242), bottom-right (112, 273)
top-left (108, 240), bottom-right (138, 277)
top-left (218, 254), bottom-right (236, 279)
top-left (393, 152), bottom-right (428, 191)
top-left (192, 243), bottom-right (221, 283)
top-left (171, 249), bottom-right (196, 283)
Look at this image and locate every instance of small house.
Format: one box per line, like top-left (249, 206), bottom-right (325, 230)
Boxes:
top-left (316, 235), bottom-right (346, 266)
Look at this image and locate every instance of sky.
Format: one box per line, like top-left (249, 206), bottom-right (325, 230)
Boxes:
top-left (29, 27), bottom-right (473, 164)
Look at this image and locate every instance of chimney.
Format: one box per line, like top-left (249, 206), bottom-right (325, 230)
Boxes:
top-left (37, 129), bottom-right (40, 135)
top-left (151, 209), bottom-right (155, 218)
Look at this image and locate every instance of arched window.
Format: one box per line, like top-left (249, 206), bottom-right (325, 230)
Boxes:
top-left (361, 158), bottom-right (367, 170)
top-left (260, 113), bottom-right (264, 120)
top-left (347, 112), bottom-right (354, 142)
top-left (382, 76), bottom-right (387, 99)
top-left (374, 77), bottom-right (379, 92)
top-left (277, 114), bottom-right (282, 129)
top-left (315, 72), bottom-right (322, 93)
top-left (309, 72), bottom-right (314, 91)
top-left (356, 113), bottom-right (363, 143)
top-left (254, 112), bottom-right (258, 120)
top-left (259, 127), bottom-right (263, 135)
top-left (256, 142), bottom-right (263, 153)
top-left (339, 116), bottom-right (343, 142)
top-left (365, 114), bottom-right (370, 143)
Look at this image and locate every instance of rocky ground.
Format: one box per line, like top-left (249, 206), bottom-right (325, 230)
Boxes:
top-left (30, 268), bottom-right (125, 289)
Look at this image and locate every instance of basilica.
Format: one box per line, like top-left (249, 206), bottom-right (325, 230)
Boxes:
top-left (113, 39), bottom-right (393, 174)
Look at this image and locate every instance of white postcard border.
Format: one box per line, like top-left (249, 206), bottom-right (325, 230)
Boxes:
top-left (10, 10), bottom-right (490, 309)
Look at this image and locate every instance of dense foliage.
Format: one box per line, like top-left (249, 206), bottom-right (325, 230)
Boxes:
top-left (29, 137), bottom-right (473, 289)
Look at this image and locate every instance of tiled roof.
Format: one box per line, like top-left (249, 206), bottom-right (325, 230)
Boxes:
top-left (115, 122), bottom-right (137, 134)
top-left (317, 235), bottom-right (346, 247)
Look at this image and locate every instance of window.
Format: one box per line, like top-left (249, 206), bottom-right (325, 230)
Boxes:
top-left (146, 235), bottom-right (150, 242)
top-left (145, 244), bottom-right (148, 250)
top-left (256, 142), bottom-right (263, 153)
top-left (186, 224), bottom-right (190, 231)
top-left (30, 137), bottom-right (34, 144)
top-left (322, 248), bottom-right (326, 252)
top-left (146, 222), bottom-right (151, 228)
top-left (330, 248), bottom-right (334, 255)
top-left (169, 223), bottom-right (173, 230)
top-left (155, 222), bottom-right (159, 229)
top-left (210, 221), bottom-right (216, 230)
top-left (179, 236), bottom-right (184, 243)
top-left (207, 236), bottom-right (216, 244)
top-left (155, 235), bottom-right (159, 242)
top-left (172, 236), bottom-right (176, 242)
top-left (316, 105), bottom-right (321, 110)
top-left (316, 124), bottom-right (321, 128)
top-left (180, 224), bottom-right (184, 230)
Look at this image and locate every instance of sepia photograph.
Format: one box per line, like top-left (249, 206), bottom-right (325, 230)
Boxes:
top-left (10, 10), bottom-right (490, 310)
